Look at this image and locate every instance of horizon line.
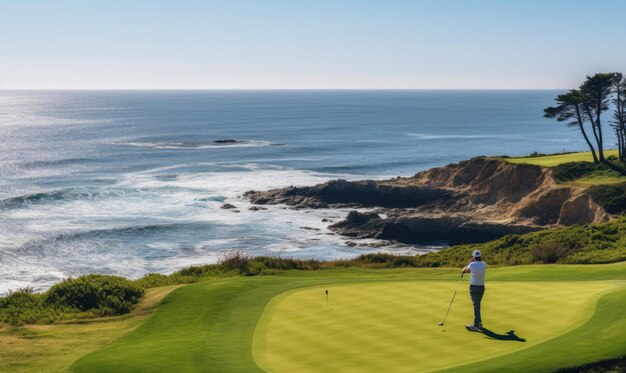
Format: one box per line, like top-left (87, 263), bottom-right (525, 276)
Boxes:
top-left (0, 87), bottom-right (568, 91)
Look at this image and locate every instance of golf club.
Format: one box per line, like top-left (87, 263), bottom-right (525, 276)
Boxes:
top-left (438, 271), bottom-right (464, 327)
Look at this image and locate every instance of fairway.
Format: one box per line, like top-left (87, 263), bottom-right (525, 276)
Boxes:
top-left (253, 281), bottom-right (616, 373)
top-left (506, 149), bottom-right (619, 167)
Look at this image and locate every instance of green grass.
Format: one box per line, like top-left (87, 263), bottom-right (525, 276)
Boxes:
top-left (254, 281), bottom-right (616, 373)
top-left (448, 285), bottom-right (626, 372)
top-left (507, 149), bottom-right (620, 167)
top-left (71, 264), bottom-right (626, 373)
top-left (506, 150), bottom-right (626, 186)
top-left (0, 285), bottom-right (179, 372)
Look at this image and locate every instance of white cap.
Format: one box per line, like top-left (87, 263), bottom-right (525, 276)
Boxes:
top-left (473, 250), bottom-right (482, 258)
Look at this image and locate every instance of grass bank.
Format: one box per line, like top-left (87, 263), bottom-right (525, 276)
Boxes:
top-left (506, 150), bottom-right (625, 186)
top-left (0, 285), bottom-right (180, 372)
top-left (506, 149), bottom-right (620, 167)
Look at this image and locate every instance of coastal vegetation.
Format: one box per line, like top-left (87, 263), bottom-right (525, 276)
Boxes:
top-left (418, 217), bottom-right (626, 267)
top-left (0, 275), bottom-right (144, 325)
top-left (586, 183), bottom-right (626, 214)
top-left (3, 217), bottom-right (626, 327)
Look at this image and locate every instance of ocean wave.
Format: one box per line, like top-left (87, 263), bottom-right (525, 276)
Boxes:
top-left (407, 133), bottom-right (521, 140)
top-left (0, 189), bottom-right (119, 209)
top-left (117, 162), bottom-right (353, 198)
top-left (52, 223), bottom-right (207, 241)
top-left (20, 158), bottom-right (91, 169)
top-left (11, 223), bottom-right (210, 253)
top-left (119, 139), bottom-right (282, 149)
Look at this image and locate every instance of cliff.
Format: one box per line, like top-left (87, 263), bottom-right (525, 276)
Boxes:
top-left (244, 157), bottom-right (609, 245)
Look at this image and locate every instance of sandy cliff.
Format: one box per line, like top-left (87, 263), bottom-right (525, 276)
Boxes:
top-left (244, 157), bottom-right (609, 244)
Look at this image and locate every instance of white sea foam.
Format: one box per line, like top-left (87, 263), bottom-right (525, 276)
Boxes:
top-left (120, 140), bottom-right (278, 149)
top-left (408, 133), bottom-right (510, 140)
top-left (0, 162), bottom-right (384, 294)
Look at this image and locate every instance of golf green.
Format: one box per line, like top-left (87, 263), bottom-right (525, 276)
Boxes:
top-left (253, 281), bottom-right (616, 373)
top-left (71, 265), bottom-right (626, 372)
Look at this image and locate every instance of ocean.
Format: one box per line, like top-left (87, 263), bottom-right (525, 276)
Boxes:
top-left (0, 90), bottom-right (597, 293)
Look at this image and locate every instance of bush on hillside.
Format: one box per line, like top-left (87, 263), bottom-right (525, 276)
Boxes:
top-left (531, 240), bottom-right (576, 264)
top-left (0, 288), bottom-right (75, 325)
top-left (586, 183), bottom-right (626, 214)
top-left (551, 161), bottom-right (618, 183)
top-left (45, 275), bottom-right (144, 316)
top-left (416, 217), bottom-right (626, 267)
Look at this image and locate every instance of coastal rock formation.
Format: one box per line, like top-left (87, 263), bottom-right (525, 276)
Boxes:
top-left (244, 179), bottom-right (453, 209)
top-left (557, 194), bottom-right (608, 225)
top-left (328, 211), bottom-right (536, 245)
top-left (245, 157), bottom-right (610, 244)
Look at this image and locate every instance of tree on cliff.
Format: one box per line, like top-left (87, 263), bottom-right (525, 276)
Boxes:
top-left (611, 73), bottom-right (626, 162)
top-left (545, 73), bottom-right (621, 164)
top-left (579, 73), bottom-right (615, 162)
top-left (544, 90), bottom-right (598, 163)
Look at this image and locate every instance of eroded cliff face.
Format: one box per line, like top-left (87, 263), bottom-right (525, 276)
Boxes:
top-left (244, 157), bottom-right (609, 244)
top-left (408, 157), bottom-right (608, 226)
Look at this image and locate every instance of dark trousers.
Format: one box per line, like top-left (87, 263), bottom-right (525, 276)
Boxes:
top-left (469, 285), bottom-right (485, 326)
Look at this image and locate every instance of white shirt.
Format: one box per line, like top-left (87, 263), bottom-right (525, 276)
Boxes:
top-left (468, 261), bottom-right (487, 286)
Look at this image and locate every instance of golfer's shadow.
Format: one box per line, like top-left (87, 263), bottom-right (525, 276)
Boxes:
top-left (479, 328), bottom-right (526, 342)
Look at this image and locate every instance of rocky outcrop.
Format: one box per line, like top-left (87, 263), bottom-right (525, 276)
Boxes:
top-left (557, 194), bottom-right (609, 225)
top-left (244, 179), bottom-right (454, 209)
top-left (245, 157), bottom-right (611, 245)
top-left (328, 211), bottom-right (538, 245)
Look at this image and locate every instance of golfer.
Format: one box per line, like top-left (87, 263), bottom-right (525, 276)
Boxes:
top-left (463, 250), bottom-right (486, 331)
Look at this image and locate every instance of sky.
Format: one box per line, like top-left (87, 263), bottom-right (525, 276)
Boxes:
top-left (1, 0), bottom-right (625, 89)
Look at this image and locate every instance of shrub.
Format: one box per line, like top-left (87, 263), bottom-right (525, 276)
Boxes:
top-left (551, 161), bottom-right (621, 183)
top-left (133, 273), bottom-right (196, 288)
top-left (531, 241), bottom-right (574, 263)
top-left (45, 275), bottom-right (144, 316)
top-left (246, 261), bottom-right (267, 276)
top-left (0, 290), bottom-right (45, 325)
top-left (221, 251), bottom-right (250, 273)
top-left (586, 183), bottom-right (626, 214)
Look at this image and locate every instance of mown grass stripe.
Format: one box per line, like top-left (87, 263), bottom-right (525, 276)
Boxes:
top-left (254, 281), bottom-right (616, 373)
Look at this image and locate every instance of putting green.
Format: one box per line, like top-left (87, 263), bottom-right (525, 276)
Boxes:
top-left (253, 281), bottom-right (616, 373)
